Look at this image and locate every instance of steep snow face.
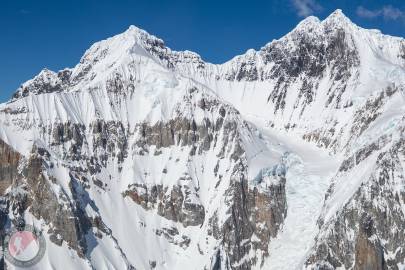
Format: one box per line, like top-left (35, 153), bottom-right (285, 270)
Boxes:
top-left (1, 81), bottom-right (282, 269)
top-left (2, 9), bottom-right (405, 270)
top-left (0, 39), bottom-right (288, 268)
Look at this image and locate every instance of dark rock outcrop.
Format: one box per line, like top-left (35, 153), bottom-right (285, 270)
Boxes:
top-left (124, 183), bottom-right (205, 227)
top-left (12, 69), bottom-right (69, 100)
top-left (208, 162), bottom-right (287, 269)
top-left (0, 139), bottom-right (20, 195)
top-left (23, 147), bottom-right (92, 257)
top-left (306, 139), bottom-right (405, 269)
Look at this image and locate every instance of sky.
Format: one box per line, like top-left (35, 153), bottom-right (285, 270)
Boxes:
top-left (1, 0), bottom-right (405, 102)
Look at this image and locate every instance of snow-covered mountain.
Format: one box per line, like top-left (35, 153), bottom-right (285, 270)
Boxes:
top-left (1, 9), bottom-right (405, 270)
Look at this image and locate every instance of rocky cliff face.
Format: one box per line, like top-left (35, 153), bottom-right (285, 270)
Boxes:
top-left (306, 127), bottom-right (405, 270)
top-left (208, 168), bottom-right (287, 269)
top-left (1, 9), bottom-right (405, 270)
top-left (0, 139), bottom-right (20, 195)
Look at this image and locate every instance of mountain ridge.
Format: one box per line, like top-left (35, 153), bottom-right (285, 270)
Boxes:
top-left (8, 9), bottom-right (405, 103)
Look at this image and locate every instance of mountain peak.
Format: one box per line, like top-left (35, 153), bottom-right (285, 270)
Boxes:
top-left (286, 9), bottom-right (355, 41)
top-left (330, 8), bottom-right (345, 17)
top-left (323, 9), bottom-right (352, 25)
top-left (127, 24), bottom-right (142, 32)
top-left (123, 25), bottom-right (159, 42)
top-left (292, 9), bottom-right (353, 35)
top-left (80, 24), bottom-right (164, 61)
top-left (296, 15), bottom-right (321, 29)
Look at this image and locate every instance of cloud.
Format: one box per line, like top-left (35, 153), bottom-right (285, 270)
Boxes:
top-left (356, 5), bottom-right (404, 20)
top-left (356, 6), bottom-right (379, 18)
top-left (291, 0), bottom-right (323, 17)
top-left (382, 6), bottom-right (404, 20)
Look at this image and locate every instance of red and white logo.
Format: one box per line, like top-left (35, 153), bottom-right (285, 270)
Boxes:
top-left (8, 231), bottom-right (40, 261)
top-left (4, 225), bottom-right (46, 268)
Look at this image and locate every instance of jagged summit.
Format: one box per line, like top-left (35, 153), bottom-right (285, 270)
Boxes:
top-left (287, 9), bottom-right (354, 38)
top-left (322, 9), bottom-right (354, 29)
top-left (126, 24), bottom-right (150, 34)
top-left (9, 9), bottom-right (405, 102)
top-left (325, 9), bottom-right (350, 21)
top-left (293, 15), bottom-right (321, 30)
top-left (3, 10), bottom-right (349, 99)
